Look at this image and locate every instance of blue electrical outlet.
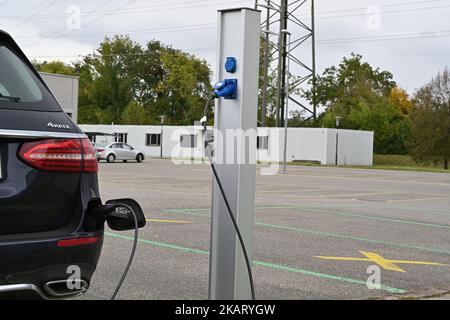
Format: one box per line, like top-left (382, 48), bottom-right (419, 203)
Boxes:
top-left (225, 57), bottom-right (237, 73)
top-left (214, 79), bottom-right (237, 99)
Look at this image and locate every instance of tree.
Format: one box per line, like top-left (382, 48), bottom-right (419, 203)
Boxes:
top-left (85, 35), bottom-right (143, 123)
top-left (32, 60), bottom-right (76, 76)
top-left (302, 53), bottom-right (412, 154)
top-left (34, 35), bottom-right (214, 125)
top-left (154, 48), bottom-right (212, 125)
top-left (121, 100), bottom-right (150, 125)
top-left (409, 68), bottom-right (450, 169)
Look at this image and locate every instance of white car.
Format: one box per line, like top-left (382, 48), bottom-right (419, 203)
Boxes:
top-left (95, 142), bottom-right (145, 163)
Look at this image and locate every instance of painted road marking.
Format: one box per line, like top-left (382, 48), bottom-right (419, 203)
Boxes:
top-left (320, 192), bottom-right (395, 198)
top-left (104, 232), bottom-right (406, 294)
top-left (163, 207), bottom-right (450, 255)
top-left (146, 219), bottom-right (191, 224)
top-left (282, 173), bottom-right (450, 187)
top-left (258, 187), bottom-right (337, 194)
top-left (386, 196), bottom-right (450, 204)
top-left (315, 251), bottom-right (449, 273)
top-left (287, 206), bottom-right (450, 230)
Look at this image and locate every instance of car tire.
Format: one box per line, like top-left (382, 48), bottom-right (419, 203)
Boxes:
top-left (136, 154), bottom-right (144, 163)
top-left (107, 154), bottom-right (115, 163)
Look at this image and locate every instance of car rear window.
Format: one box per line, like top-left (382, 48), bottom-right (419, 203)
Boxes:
top-left (0, 43), bottom-right (60, 111)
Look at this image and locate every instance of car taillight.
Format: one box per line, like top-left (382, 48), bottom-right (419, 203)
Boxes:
top-left (19, 138), bottom-right (98, 173)
top-left (57, 236), bottom-right (100, 247)
top-left (97, 148), bottom-right (105, 153)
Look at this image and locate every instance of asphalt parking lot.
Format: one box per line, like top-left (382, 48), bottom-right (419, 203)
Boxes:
top-left (81, 159), bottom-right (450, 300)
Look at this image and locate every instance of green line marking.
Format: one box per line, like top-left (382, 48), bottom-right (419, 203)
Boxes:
top-left (292, 207), bottom-right (450, 230)
top-left (256, 222), bottom-right (450, 255)
top-left (253, 261), bottom-right (405, 294)
top-left (105, 231), bottom-right (406, 294)
top-left (166, 206), bottom-right (450, 230)
top-left (106, 231), bottom-right (208, 256)
top-left (162, 207), bottom-right (450, 255)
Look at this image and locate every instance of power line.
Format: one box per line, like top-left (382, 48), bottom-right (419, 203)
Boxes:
top-left (27, 28), bottom-right (450, 61)
top-left (0, 0), bottom-right (252, 20)
top-left (9, 0), bottom-right (61, 31)
top-left (0, 0), bottom-right (447, 20)
top-left (318, 30), bottom-right (450, 44)
top-left (311, 0), bottom-right (450, 16)
top-left (4, 0), bottom-right (56, 31)
top-left (314, 3), bottom-right (450, 20)
top-left (28, 47), bottom-right (217, 59)
top-left (24, 0), bottom-right (250, 48)
top-left (15, 23), bottom-right (217, 39)
top-left (25, 0), bottom-right (134, 48)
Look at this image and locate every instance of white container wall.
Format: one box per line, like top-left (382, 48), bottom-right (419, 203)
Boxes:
top-left (39, 72), bottom-right (79, 123)
top-left (79, 124), bottom-right (374, 166)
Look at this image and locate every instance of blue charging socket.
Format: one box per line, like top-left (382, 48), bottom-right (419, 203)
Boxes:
top-left (225, 57), bottom-right (237, 73)
top-left (214, 79), bottom-right (237, 99)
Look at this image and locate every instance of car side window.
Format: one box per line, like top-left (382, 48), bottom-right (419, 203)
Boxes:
top-left (112, 144), bottom-right (122, 149)
top-left (0, 82), bottom-right (10, 96)
top-left (123, 144), bottom-right (132, 150)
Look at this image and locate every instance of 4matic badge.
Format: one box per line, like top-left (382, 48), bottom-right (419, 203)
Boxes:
top-left (47, 122), bottom-right (71, 130)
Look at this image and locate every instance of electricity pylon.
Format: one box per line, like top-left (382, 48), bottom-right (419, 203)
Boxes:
top-left (255, 0), bottom-right (317, 127)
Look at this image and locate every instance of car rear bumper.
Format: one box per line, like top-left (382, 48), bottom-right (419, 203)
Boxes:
top-left (0, 232), bottom-right (103, 299)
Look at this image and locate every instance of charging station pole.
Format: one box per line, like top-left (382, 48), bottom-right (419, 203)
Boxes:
top-left (209, 7), bottom-right (261, 300)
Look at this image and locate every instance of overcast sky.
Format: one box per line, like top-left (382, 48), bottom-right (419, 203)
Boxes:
top-left (1, 0), bottom-right (449, 96)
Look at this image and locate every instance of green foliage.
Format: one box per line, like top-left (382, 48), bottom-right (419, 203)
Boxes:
top-left (155, 48), bottom-right (212, 125)
top-left (121, 100), bottom-right (150, 125)
top-left (409, 68), bottom-right (450, 169)
top-left (33, 35), bottom-right (212, 126)
top-left (302, 53), bottom-right (411, 154)
top-left (32, 60), bottom-right (76, 76)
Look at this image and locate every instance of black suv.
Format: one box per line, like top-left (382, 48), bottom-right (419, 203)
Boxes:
top-left (0, 30), bottom-right (144, 299)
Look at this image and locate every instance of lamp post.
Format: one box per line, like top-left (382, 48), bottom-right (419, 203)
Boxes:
top-left (160, 115), bottom-right (166, 158)
top-left (335, 116), bottom-right (341, 166)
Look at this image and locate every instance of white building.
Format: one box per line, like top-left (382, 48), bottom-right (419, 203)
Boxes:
top-left (39, 72), bottom-right (79, 123)
top-left (79, 124), bottom-right (374, 166)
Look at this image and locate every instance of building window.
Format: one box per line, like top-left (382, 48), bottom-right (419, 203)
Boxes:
top-left (180, 134), bottom-right (197, 148)
top-left (257, 136), bottom-right (269, 150)
top-left (114, 133), bottom-right (128, 143)
top-left (146, 133), bottom-right (161, 146)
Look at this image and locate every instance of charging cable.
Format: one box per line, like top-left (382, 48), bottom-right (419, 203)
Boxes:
top-left (202, 95), bottom-right (256, 300)
top-left (110, 204), bottom-right (139, 300)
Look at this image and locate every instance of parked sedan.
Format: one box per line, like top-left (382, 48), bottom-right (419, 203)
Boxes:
top-left (96, 142), bottom-right (145, 163)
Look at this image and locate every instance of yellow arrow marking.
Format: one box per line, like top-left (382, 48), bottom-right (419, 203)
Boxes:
top-left (315, 251), bottom-right (448, 273)
top-left (146, 219), bottom-right (191, 224)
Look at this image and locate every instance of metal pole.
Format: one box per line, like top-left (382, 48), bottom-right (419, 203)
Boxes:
top-left (160, 124), bottom-right (163, 158)
top-left (209, 8), bottom-right (261, 300)
top-left (335, 129), bottom-right (339, 166)
top-left (276, 0), bottom-right (288, 127)
top-left (311, 0), bottom-right (317, 120)
top-left (261, 0), bottom-right (271, 127)
top-left (160, 115), bottom-right (165, 158)
top-left (283, 32), bottom-right (291, 174)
